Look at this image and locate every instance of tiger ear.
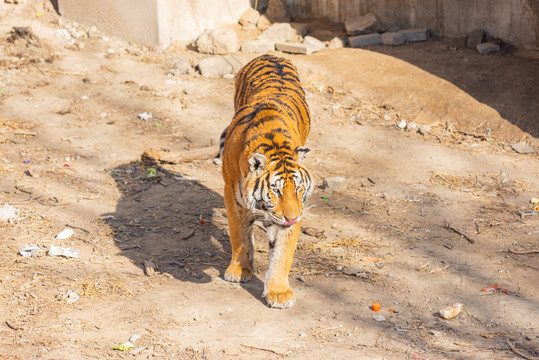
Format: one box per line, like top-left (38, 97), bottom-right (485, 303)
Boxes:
top-left (248, 152), bottom-right (266, 173)
top-left (295, 146), bottom-right (310, 162)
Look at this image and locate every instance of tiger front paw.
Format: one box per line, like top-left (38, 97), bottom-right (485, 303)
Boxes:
top-left (264, 289), bottom-right (296, 309)
top-left (224, 265), bottom-right (252, 283)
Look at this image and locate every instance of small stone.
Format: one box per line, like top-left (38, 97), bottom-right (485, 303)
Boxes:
top-left (303, 36), bottom-right (325, 52)
top-left (213, 157), bottom-right (222, 165)
top-left (397, 119), bottom-right (406, 129)
top-left (196, 27), bottom-right (238, 55)
top-left (476, 42), bottom-right (500, 55)
top-left (258, 23), bottom-right (296, 43)
top-left (336, 266), bottom-right (343, 271)
top-left (241, 40), bottom-right (275, 53)
top-left (297, 275), bottom-right (306, 282)
top-left (298, 332), bottom-right (307, 338)
top-left (275, 42), bottom-right (317, 55)
top-left (129, 334), bottom-right (141, 342)
top-left (345, 13), bottom-right (382, 35)
top-left (349, 33), bottom-right (381, 48)
top-left (405, 121), bottom-right (417, 131)
top-left (399, 28), bottom-right (430, 42)
top-left (197, 56), bottom-right (233, 77)
top-left (143, 260), bottom-right (156, 277)
top-left (381, 32), bottom-right (406, 46)
top-left (174, 58), bottom-right (193, 74)
top-left (328, 36), bottom-right (346, 49)
top-left (323, 177), bottom-right (348, 192)
top-left (239, 8), bottom-right (260, 30)
top-left (204, 251), bottom-right (213, 258)
top-left (466, 29), bottom-right (484, 48)
top-left (372, 313), bottom-right (386, 322)
top-left (418, 125), bottom-right (431, 135)
top-left (510, 141), bottom-right (535, 154)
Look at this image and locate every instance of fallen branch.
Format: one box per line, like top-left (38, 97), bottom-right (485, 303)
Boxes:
top-left (444, 221), bottom-right (476, 244)
top-left (508, 248), bottom-right (539, 255)
top-left (241, 344), bottom-right (288, 357)
top-left (505, 336), bottom-right (539, 360)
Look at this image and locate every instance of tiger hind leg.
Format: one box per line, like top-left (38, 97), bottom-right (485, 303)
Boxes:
top-left (263, 223), bottom-right (300, 308)
top-left (223, 183), bottom-right (254, 283)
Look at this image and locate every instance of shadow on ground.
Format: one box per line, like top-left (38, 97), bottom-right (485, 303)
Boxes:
top-left (370, 37), bottom-right (539, 138)
top-left (103, 161), bottom-right (267, 303)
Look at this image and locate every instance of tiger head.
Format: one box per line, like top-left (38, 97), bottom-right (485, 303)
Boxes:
top-left (244, 147), bottom-right (312, 228)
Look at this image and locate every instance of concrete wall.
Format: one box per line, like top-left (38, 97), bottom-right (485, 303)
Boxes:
top-left (58, 0), bottom-right (250, 47)
top-left (285, 0), bottom-right (539, 50)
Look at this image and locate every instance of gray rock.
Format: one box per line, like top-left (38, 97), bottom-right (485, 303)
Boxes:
top-left (173, 58), bottom-right (193, 74)
top-left (323, 177), bottom-right (348, 192)
top-left (418, 125), bottom-right (431, 135)
top-left (197, 56), bottom-right (233, 77)
top-left (382, 32), bottom-right (406, 46)
top-left (372, 313), bottom-right (386, 322)
top-left (405, 121), bottom-right (417, 131)
top-left (510, 141), bottom-right (535, 154)
top-left (196, 27), bottom-right (238, 55)
top-left (258, 23), bottom-right (296, 43)
top-left (328, 36), bottom-right (346, 49)
top-left (239, 8), bottom-right (260, 30)
top-left (241, 40), bottom-right (275, 53)
top-left (399, 28), bottom-right (430, 42)
top-left (466, 29), bottom-right (484, 48)
top-left (275, 42), bottom-right (317, 55)
top-left (476, 42), bottom-right (500, 55)
top-left (349, 33), bottom-right (381, 47)
top-left (303, 36), bottom-right (325, 51)
top-left (345, 13), bottom-right (383, 35)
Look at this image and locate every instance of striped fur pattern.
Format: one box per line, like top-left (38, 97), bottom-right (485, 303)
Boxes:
top-left (220, 55), bottom-right (312, 308)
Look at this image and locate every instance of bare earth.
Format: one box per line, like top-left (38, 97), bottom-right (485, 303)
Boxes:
top-left (1, 3), bottom-right (538, 360)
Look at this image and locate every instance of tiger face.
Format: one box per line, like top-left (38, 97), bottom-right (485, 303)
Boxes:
top-left (244, 146), bottom-right (312, 228)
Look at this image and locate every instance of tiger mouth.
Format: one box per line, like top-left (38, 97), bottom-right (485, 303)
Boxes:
top-left (265, 213), bottom-right (300, 228)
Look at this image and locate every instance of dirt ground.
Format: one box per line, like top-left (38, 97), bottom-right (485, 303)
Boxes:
top-left (1, 2), bottom-right (538, 360)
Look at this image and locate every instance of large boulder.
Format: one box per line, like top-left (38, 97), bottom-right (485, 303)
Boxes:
top-left (196, 27), bottom-right (238, 55)
top-left (345, 13), bottom-right (383, 35)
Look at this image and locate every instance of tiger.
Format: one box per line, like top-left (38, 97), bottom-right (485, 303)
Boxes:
top-left (219, 54), bottom-right (313, 308)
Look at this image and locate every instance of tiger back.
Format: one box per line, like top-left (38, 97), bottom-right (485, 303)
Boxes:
top-left (220, 54), bottom-right (313, 308)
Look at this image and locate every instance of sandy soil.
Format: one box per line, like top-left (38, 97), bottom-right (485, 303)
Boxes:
top-left (1, 2), bottom-right (538, 360)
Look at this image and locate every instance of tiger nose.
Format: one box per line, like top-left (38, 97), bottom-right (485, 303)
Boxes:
top-left (283, 217), bottom-right (298, 226)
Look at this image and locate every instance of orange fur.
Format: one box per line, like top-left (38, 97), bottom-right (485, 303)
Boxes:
top-left (220, 55), bottom-right (312, 308)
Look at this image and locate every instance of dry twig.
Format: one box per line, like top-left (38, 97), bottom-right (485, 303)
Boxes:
top-left (508, 248), bottom-right (539, 255)
top-left (241, 344), bottom-right (288, 357)
top-left (444, 221), bottom-right (476, 244)
top-left (505, 336), bottom-right (539, 360)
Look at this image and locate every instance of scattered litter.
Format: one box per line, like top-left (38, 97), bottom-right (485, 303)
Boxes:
top-left (213, 157), bottom-right (222, 165)
top-left (147, 168), bottom-right (157, 178)
top-left (113, 342), bottom-right (135, 351)
top-left (397, 119), bottom-right (406, 129)
top-left (439, 303), bottom-right (463, 319)
top-left (372, 302), bottom-right (381, 311)
top-left (481, 284), bottom-right (509, 294)
top-left (481, 333), bottom-right (494, 339)
top-left (199, 218), bottom-right (206, 224)
top-left (0, 204), bottom-right (19, 222)
top-left (155, 122), bottom-right (163, 127)
top-left (48, 245), bottom-right (79, 258)
top-left (23, 159), bottom-right (31, 164)
top-left (372, 313), bottom-right (385, 321)
top-left (138, 112), bottom-right (153, 121)
top-left (322, 196), bottom-right (328, 200)
top-left (19, 244), bottom-right (42, 257)
top-left (412, 354), bottom-right (428, 360)
top-left (361, 256), bottom-right (379, 263)
top-left (129, 334), bottom-right (141, 342)
top-left (335, 266), bottom-right (343, 271)
top-left (531, 198), bottom-right (539, 205)
top-left (64, 289), bottom-right (80, 304)
top-left (55, 228), bottom-right (74, 240)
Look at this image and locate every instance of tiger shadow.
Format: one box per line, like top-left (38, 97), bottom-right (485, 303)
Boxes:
top-left (103, 161), bottom-right (265, 302)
